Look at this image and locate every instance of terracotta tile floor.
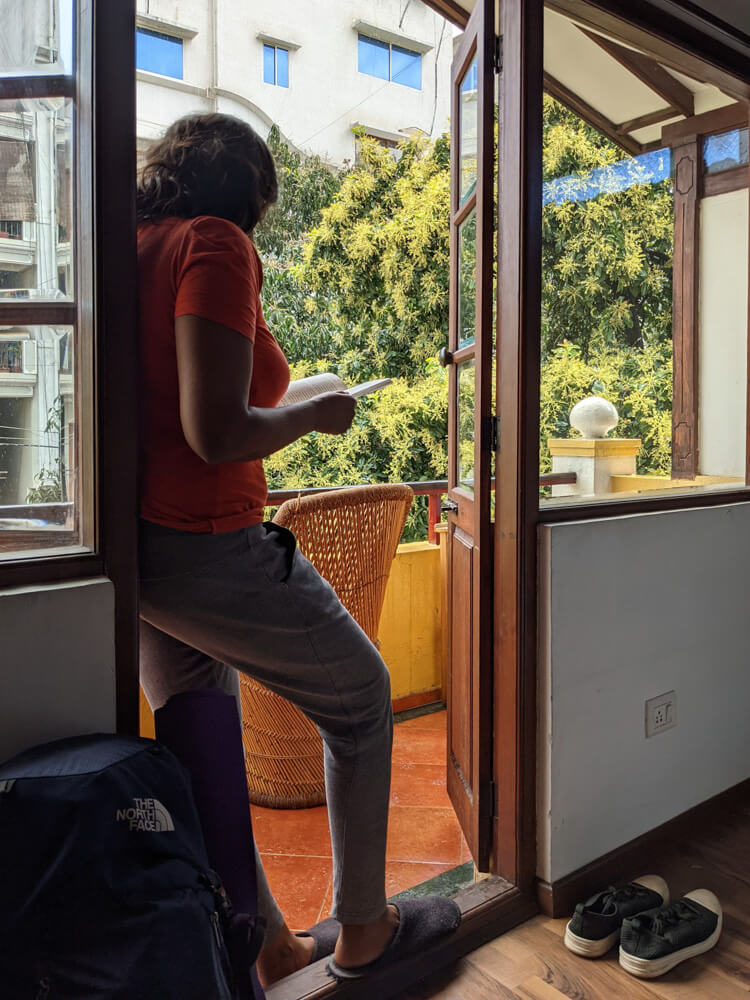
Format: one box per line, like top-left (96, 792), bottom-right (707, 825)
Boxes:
top-left (251, 708), bottom-right (470, 931)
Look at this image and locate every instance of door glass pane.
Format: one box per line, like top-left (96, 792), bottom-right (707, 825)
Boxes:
top-left (0, 99), bottom-right (73, 302)
top-left (0, 0), bottom-right (74, 75)
top-left (458, 207), bottom-right (476, 348)
top-left (539, 13), bottom-right (749, 509)
top-left (0, 324), bottom-right (78, 553)
top-left (459, 56), bottom-right (478, 204)
top-left (457, 358), bottom-right (475, 492)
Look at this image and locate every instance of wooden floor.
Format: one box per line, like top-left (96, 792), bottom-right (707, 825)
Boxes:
top-left (400, 793), bottom-right (750, 999)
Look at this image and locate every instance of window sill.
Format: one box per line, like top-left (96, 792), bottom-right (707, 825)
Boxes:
top-left (136, 70), bottom-right (199, 95)
top-left (0, 549), bottom-right (102, 588)
top-left (538, 484), bottom-right (750, 523)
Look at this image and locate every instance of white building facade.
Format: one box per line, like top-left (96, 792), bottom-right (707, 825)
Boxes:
top-left (136, 0), bottom-right (456, 164)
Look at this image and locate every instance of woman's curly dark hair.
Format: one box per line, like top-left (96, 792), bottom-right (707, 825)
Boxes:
top-left (136, 113), bottom-right (278, 234)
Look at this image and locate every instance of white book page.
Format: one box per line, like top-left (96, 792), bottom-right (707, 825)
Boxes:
top-left (278, 374), bottom-right (392, 406)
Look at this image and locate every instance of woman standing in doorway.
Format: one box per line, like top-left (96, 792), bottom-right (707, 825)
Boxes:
top-left (136, 114), bottom-right (459, 987)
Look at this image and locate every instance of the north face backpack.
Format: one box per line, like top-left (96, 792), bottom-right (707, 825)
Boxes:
top-left (0, 733), bottom-right (264, 999)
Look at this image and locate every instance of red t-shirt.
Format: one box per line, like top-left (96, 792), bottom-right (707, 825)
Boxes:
top-left (138, 215), bottom-right (290, 532)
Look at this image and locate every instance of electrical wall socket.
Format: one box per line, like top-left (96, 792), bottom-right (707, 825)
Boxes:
top-left (645, 691), bottom-right (677, 738)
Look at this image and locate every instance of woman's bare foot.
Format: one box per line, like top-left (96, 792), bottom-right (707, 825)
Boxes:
top-left (256, 923), bottom-right (315, 988)
top-left (333, 904), bottom-right (400, 969)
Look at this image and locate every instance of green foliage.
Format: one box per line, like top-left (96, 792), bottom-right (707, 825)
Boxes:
top-left (26, 461), bottom-right (64, 504)
top-left (26, 397), bottom-right (65, 504)
top-left (255, 126), bottom-right (343, 257)
top-left (254, 127), bottom-right (344, 366)
top-left (298, 132), bottom-right (451, 377)
top-left (542, 97), bottom-right (673, 358)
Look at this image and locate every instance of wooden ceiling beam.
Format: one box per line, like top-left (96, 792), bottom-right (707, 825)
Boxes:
top-left (662, 101), bottom-right (749, 146)
top-left (616, 106), bottom-right (680, 136)
top-left (580, 27), bottom-right (695, 117)
top-left (544, 71), bottom-right (643, 157)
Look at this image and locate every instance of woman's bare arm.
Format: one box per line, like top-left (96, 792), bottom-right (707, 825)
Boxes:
top-left (175, 314), bottom-right (355, 464)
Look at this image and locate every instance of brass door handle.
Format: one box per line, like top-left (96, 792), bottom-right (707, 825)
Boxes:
top-left (438, 347), bottom-right (454, 367)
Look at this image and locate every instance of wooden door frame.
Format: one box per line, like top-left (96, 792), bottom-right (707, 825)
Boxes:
top-left (444, 0), bottom-right (497, 874)
top-left (94, 0), bottom-right (140, 735)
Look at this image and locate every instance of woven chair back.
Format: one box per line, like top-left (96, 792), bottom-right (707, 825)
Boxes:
top-left (240, 484), bottom-right (413, 808)
top-left (272, 484), bottom-right (414, 643)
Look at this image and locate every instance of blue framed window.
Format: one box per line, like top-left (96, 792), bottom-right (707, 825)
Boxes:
top-left (358, 34), bottom-right (421, 90)
top-left (136, 27), bottom-right (183, 80)
top-left (263, 44), bottom-right (289, 87)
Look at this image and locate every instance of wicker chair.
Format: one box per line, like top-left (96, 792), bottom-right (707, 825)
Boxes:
top-left (239, 484), bottom-right (413, 808)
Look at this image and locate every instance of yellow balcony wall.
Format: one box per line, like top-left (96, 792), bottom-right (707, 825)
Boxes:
top-left (378, 541), bottom-right (443, 710)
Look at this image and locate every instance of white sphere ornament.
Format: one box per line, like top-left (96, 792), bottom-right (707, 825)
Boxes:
top-left (569, 396), bottom-right (619, 439)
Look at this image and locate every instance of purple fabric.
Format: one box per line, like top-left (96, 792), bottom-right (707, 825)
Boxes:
top-left (155, 689), bottom-right (264, 999)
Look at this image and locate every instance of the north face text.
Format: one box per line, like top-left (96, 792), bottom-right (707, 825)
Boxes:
top-left (116, 797), bottom-right (175, 832)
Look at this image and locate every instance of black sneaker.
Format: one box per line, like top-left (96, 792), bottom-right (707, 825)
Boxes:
top-left (619, 889), bottom-right (722, 978)
top-left (564, 875), bottom-right (669, 958)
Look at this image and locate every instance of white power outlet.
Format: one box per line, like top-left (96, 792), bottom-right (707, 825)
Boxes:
top-left (645, 691), bottom-right (677, 738)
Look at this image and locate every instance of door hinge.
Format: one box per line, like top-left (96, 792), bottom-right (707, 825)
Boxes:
top-left (494, 35), bottom-right (503, 75)
top-left (482, 415), bottom-right (499, 453)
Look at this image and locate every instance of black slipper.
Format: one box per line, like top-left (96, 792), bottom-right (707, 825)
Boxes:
top-left (326, 897), bottom-right (461, 981)
top-left (295, 917), bottom-right (340, 963)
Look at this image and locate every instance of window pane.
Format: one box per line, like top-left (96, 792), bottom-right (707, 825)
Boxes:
top-left (276, 47), bottom-right (289, 88)
top-left (0, 0), bottom-right (74, 74)
top-left (0, 324), bottom-right (79, 556)
top-left (703, 128), bottom-right (749, 175)
top-left (458, 208), bottom-right (477, 348)
top-left (457, 359), bottom-right (475, 492)
top-left (263, 44), bottom-right (276, 85)
top-left (391, 45), bottom-right (421, 90)
top-left (358, 35), bottom-right (389, 82)
top-left (136, 28), bottom-right (183, 80)
top-left (459, 56), bottom-right (478, 204)
top-left (0, 99), bottom-right (73, 301)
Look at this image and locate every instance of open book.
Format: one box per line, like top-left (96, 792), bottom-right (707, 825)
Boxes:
top-left (278, 373), bottom-right (392, 407)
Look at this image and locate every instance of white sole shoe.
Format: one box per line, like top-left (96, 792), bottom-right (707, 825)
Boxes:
top-left (564, 925), bottom-right (620, 957)
top-left (619, 889), bottom-right (722, 979)
top-left (563, 876), bottom-right (669, 959)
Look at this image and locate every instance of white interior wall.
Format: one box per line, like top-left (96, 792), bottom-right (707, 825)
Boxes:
top-left (698, 189), bottom-right (749, 478)
top-left (0, 579), bottom-right (116, 763)
top-left (537, 503), bottom-right (750, 883)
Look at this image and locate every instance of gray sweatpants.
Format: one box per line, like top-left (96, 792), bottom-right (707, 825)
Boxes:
top-left (138, 519), bottom-right (393, 941)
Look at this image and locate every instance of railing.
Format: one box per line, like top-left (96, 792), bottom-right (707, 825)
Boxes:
top-left (268, 471), bottom-right (577, 544)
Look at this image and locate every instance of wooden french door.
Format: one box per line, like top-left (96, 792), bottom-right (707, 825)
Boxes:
top-left (443, 0), bottom-right (496, 872)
